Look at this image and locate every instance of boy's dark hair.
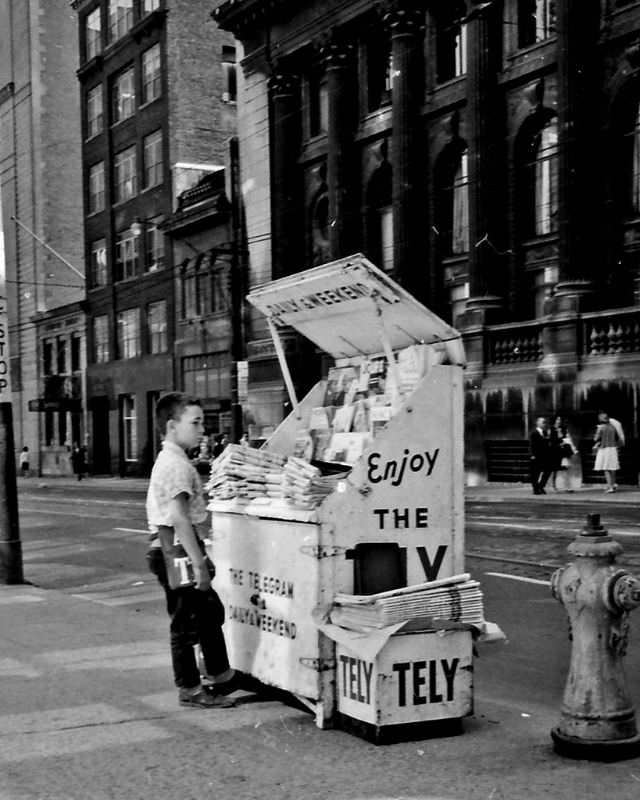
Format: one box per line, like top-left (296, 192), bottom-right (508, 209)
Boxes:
top-left (155, 392), bottom-right (202, 436)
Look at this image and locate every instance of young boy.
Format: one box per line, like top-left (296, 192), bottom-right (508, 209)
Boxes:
top-left (146, 392), bottom-right (237, 708)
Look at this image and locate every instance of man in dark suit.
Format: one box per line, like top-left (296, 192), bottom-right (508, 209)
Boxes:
top-left (530, 416), bottom-right (551, 495)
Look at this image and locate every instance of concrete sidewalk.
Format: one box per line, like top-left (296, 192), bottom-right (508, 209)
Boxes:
top-left (21, 473), bottom-right (640, 505)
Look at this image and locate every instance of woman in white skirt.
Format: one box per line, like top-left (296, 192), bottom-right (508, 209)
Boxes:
top-left (593, 411), bottom-right (625, 492)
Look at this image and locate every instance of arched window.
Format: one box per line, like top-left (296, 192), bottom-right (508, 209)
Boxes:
top-left (435, 142), bottom-right (469, 255)
top-left (531, 118), bottom-right (558, 235)
top-left (627, 103), bottom-right (640, 215)
top-left (518, 116), bottom-right (558, 238)
top-left (366, 156), bottom-right (393, 272)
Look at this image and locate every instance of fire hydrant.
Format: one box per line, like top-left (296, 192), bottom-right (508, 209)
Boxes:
top-left (551, 513), bottom-right (640, 761)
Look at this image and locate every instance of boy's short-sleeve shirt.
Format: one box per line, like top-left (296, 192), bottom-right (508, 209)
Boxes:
top-left (146, 440), bottom-right (207, 534)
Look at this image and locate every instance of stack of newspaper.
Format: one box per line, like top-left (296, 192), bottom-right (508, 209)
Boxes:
top-left (281, 456), bottom-right (341, 509)
top-left (207, 445), bottom-right (286, 501)
top-left (330, 573), bottom-right (484, 631)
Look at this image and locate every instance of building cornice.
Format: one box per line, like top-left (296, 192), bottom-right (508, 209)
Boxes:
top-left (212, 0), bottom-right (292, 35)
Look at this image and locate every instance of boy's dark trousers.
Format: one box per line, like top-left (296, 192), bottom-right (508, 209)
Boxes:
top-left (146, 547), bottom-right (230, 689)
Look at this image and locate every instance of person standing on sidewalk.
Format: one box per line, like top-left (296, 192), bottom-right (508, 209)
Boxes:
top-left (19, 446), bottom-right (30, 478)
top-left (550, 416), bottom-right (578, 492)
top-left (145, 392), bottom-right (238, 708)
top-left (593, 411), bottom-right (625, 493)
top-left (529, 416), bottom-right (551, 495)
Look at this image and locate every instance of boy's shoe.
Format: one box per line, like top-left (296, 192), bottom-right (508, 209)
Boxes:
top-left (179, 686), bottom-right (236, 708)
top-left (211, 671), bottom-right (243, 696)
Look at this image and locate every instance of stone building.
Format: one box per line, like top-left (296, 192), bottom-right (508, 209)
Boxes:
top-left (214, 0), bottom-right (640, 484)
top-left (71, 0), bottom-right (236, 475)
top-left (0, 0), bottom-right (85, 474)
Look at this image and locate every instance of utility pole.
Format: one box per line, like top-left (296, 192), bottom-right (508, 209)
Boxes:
top-left (0, 200), bottom-right (23, 583)
top-left (228, 136), bottom-right (247, 443)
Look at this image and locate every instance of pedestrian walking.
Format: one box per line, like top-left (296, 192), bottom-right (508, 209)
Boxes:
top-left (529, 415), bottom-right (551, 495)
top-left (550, 416), bottom-right (578, 492)
top-left (145, 392), bottom-right (238, 708)
top-left (19, 446), bottom-right (30, 478)
top-left (593, 411), bottom-right (625, 493)
top-left (71, 443), bottom-right (86, 481)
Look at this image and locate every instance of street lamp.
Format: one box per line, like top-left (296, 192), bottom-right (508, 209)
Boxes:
top-left (130, 219), bottom-right (145, 237)
top-left (129, 217), bottom-right (157, 238)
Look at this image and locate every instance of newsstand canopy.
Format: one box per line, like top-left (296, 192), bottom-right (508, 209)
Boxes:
top-left (247, 253), bottom-right (465, 365)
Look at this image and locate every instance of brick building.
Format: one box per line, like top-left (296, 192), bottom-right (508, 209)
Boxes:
top-left (0, 0), bottom-right (85, 474)
top-left (71, 0), bottom-right (236, 475)
top-left (162, 158), bottom-right (247, 450)
top-left (214, 0), bottom-right (640, 484)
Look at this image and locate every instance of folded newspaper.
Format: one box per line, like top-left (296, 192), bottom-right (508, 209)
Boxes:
top-left (330, 573), bottom-right (485, 631)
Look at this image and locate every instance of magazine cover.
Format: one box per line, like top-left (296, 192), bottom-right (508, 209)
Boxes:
top-left (324, 365), bottom-right (361, 406)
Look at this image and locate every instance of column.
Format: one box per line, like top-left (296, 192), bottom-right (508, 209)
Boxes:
top-left (384, 1), bottom-right (424, 293)
top-left (461, 0), bottom-right (505, 327)
top-left (323, 36), bottom-right (357, 260)
top-left (550, 0), bottom-right (599, 313)
top-left (268, 68), bottom-right (302, 279)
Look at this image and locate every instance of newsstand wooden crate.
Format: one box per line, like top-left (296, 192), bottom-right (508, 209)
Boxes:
top-left (208, 254), bottom-right (467, 729)
top-left (334, 626), bottom-right (473, 743)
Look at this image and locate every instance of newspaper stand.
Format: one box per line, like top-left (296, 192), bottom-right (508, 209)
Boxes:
top-left (208, 254), bottom-right (470, 734)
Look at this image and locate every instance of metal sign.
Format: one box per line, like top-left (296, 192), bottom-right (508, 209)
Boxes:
top-left (0, 192), bottom-right (11, 400)
top-left (28, 399), bottom-right (82, 413)
top-left (247, 253), bottom-right (465, 364)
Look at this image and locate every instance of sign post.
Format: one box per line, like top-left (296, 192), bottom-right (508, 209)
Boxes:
top-left (0, 194), bottom-right (23, 584)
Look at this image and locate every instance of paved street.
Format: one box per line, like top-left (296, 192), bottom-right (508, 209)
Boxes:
top-left (1, 477), bottom-right (640, 799)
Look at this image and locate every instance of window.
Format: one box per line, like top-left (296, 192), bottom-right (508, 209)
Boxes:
top-left (366, 28), bottom-right (392, 112)
top-left (114, 146), bottom-right (137, 202)
top-left (531, 119), bottom-right (558, 236)
top-left (86, 85), bottom-right (103, 139)
top-left (121, 394), bottom-right (137, 462)
top-left (147, 300), bottom-right (167, 353)
top-left (107, 0), bottom-right (134, 44)
top-left (57, 337), bottom-right (67, 375)
top-left (437, 145), bottom-right (470, 255)
top-left (182, 353), bottom-right (231, 400)
top-left (93, 315), bottom-right (109, 363)
top-left (71, 334), bottom-right (82, 372)
top-left (85, 8), bottom-right (102, 61)
top-left (380, 206), bottom-right (394, 273)
top-left (115, 230), bottom-right (139, 280)
top-left (308, 70), bottom-right (328, 137)
top-left (222, 45), bottom-right (237, 103)
top-left (88, 162), bottom-right (105, 214)
top-left (117, 308), bottom-right (141, 359)
top-left (180, 257), bottom-right (226, 318)
top-left (452, 152), bottom-right (469, 253)
top-left (145, 219), bottom-right (165, 271)
top-left (143, 130), bottom-right (163, 189)
top-left (628, 104), bottom-right (640, 215)
top-left (141, 44), bottom-right (161, 105)
top-left (436, 6), bottom-right (467, 83)
top-left (518, 0), bottom-right (556, 48)
top-left (112, 67), bottom-right (135, 124)
top-left (43, 340), bottom-right (53, 376)
top-left (143, 0), bottom-right (160, 12)
top-left (366, 155), bottom-right (393, 270)
top-left (90, 239), bottom-right (108, 286)
top-left (450, 282), bottom-right (469, 325)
